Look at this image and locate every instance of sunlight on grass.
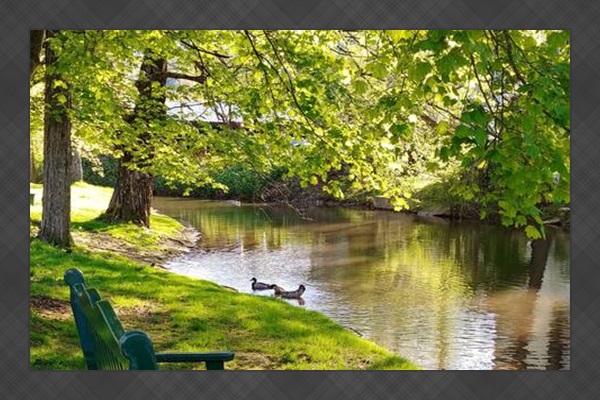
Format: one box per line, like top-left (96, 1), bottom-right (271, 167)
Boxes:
top-left (31, 182), bottom-right (185, 251)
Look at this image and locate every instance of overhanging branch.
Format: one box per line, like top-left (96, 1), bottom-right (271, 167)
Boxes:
top-left (164, 71), bottom-right (207, 84)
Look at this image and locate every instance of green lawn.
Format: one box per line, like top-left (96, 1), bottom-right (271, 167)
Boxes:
top-left (30, 183), bottom-right (419, 370)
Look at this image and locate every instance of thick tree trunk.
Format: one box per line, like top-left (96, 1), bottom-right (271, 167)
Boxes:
top-left (38, 30), bottom-right (73, 248)
top-left (71, 147), bottom-right (83, 183)
top-left (103, 54), bottom-right (167, 227)
top-left (104, 153), bottom-right (153, 227)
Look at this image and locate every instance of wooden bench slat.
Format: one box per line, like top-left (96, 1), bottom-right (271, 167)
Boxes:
top-left (75, 285), bottom-right (129, 370)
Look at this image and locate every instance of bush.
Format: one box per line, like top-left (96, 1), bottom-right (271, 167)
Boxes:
top-left (412, 176), bottom-right (484, 219)
top-left (199, 165), bottom-right (270, 201)
top-left (83, 155), bottom-right (285, 201)
top-left (82, 156), bottom-right (118, 188)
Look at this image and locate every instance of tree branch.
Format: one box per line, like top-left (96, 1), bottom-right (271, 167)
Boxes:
top-left (426, 101), bottom-right (501, 140)
top-left (179, 39), bottom-right (230, 59)
top-left (469, 53), bottom-right (496, 117)
top-left (501, 31), bottom-right (570, 135)
top-left (163, 71), bottom-right (207, 84)
top-left (243, 30), bottom-right (282, 124)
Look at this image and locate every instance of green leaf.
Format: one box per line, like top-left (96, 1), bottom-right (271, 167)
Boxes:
top-left (498, 200), bottom-right (517, 218)
top-left (366, 62), bottom-right (388, 79)
top-left (435, 121), bottom-right (450, 135)
top-left (438, 147), bottom-right (451, 161)
top-left (52, 80), bottom-right (68, 89)
top-left (525, 225), bottom-right (542, 239)
top-left (352, 77), bottom-right (369, 95)
top-left (390, 123), bottom-right (410, 139)
top-left (522, 35), bottom-right (537, 49)
top-left (454, 124), bottom-right (472, 138)
top-left (56, 94), bottom-right (67, 104)
top-left (522, 115), bottom-right (535, 132)
top-left (408, 62), bottom-right (431, 83)
top-left (386, 30), bottom-right (412, 43)
top-left (473, 129), bottom-right (487, 147)
top-left (461, 107), bottom-right (488, 127)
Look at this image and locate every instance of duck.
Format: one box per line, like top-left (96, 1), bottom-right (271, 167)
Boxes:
top-left (273, 284), bottom-right (306, 299)
top-left (250, 277), bottom-right (275, 291)
top-left (272, 285), bottom-right (285, 295)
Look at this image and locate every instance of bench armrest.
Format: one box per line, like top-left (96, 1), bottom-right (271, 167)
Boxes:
top-left (155, 351), bottom-right (234, 369)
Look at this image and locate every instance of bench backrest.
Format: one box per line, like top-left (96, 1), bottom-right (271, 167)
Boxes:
top-left (64, 268), bottom-right (159, 370)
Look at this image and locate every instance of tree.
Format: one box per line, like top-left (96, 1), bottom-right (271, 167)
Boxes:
top-left (101, 39), bottom-right (209, 227)
top-left (103, 53), bottom-right (168, 226)
top-left (37, 30), bottom-right (73, 248)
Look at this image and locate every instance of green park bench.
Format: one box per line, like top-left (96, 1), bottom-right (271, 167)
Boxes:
top-left (64, 268), bottom-right (235, 370)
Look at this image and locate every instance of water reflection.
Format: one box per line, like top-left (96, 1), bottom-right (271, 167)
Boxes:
top-left (153, 198), bottom-right (570, 370)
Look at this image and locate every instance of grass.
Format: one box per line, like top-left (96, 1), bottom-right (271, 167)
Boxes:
top-left (31, 182), bottom-right (182, 251)
top-left (30, 182), bottom-right (419, 370)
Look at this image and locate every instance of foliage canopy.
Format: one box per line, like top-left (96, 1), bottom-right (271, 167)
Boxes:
top-left (31, 30), bottom-right (570, 238)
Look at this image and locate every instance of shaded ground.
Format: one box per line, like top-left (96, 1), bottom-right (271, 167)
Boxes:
top-left (31, 295), bottom-right (71, 320)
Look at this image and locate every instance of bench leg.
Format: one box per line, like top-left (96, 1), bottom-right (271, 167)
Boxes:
top-left (205, 361), bottom-right (224, 370)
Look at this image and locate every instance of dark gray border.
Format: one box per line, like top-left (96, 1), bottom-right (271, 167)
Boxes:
top-left (4, 0), bottom-right (597, 398)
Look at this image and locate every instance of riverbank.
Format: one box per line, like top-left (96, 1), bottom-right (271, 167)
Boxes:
top-left (29, 183), bottom-right (419, 370)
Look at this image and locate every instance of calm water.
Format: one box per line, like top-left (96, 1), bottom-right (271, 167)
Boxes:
top-left (153, 198), bottom-right (570, 370)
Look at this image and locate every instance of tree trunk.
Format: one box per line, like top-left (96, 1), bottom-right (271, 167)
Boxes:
top-left (104, 153), bottom-right (153, 227)
top-left (30, 30), bottom-right (45, 81)
top-left (71, 147), bottom-right (83, 183)
top-left (103, 53), bottom-right (167, 228)
top-left (38, 30), bottom-right (73, 248)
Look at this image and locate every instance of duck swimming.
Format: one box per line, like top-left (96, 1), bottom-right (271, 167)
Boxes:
top-left (250, 277), bottom-right (275, 291)
top-left (273, 284), bottom-right (306, 299)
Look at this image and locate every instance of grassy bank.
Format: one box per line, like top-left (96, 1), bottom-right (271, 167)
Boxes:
top-left (30, 183), bottom-right (419, 370)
